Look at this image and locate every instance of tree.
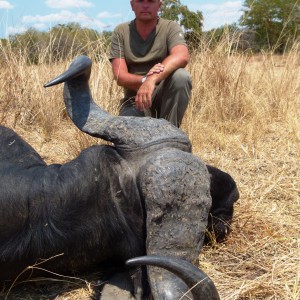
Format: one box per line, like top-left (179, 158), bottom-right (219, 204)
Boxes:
top-left (9, 28), bottom-right (48, 64)
top-left (7, 23), bottom-right (106, 64)
top-left (240, 0), bottom-right (300, 52)
top-left (48, 23), bottom-right (101, 61)
top-left (159, 0), bottom-right (203, 34)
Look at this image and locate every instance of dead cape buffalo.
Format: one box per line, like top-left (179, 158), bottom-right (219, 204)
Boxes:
top-left (0, 55), bottom-right (239, 299)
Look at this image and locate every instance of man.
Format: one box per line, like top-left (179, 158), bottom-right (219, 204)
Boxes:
top-left (110, 0), bottom-right (192, 127)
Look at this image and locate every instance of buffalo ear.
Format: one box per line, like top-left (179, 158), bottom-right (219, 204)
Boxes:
top-left (206, 165), bottom-right (240, 243)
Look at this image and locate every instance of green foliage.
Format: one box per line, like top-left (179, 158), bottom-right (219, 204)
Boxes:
top-left (5, 23), bottom-right (111, 64)
top-left (205, 23), bottom-right (240, 43)
top-left (9, 28), bottom-right (49, 64)
top-left (47, 23), bottom-right (102, 62)
top-left (201, 23), bottom-right (254, 53)
top-left (159, 0), bottom-right (203, 49)
top-left (0, 38), bottom-right (8, 46)
top-left (160, 0), bottom-right (203, 32)
top-left (240, 0), bottom-right (300, 52)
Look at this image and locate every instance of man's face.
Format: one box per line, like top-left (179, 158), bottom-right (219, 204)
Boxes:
top-left (131, 0), bottom-right (162, 22)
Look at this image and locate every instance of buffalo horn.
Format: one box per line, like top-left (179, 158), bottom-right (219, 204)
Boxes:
top-left (126, 255), bottom-right (220, 300)
top-left (44, 55), bottom-right (191, 153)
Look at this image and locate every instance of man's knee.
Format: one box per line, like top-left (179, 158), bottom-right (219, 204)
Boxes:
top-left (168, 69), bottom-right (192, 112)
top-left (169, 68), bottom-right (192, 90)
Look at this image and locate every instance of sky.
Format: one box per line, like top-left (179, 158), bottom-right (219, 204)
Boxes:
top-left (0, 0), bottom-right (244, 38)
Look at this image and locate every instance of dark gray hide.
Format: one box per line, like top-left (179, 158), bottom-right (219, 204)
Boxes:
top-left (0, 55), bottom-right (238, 299)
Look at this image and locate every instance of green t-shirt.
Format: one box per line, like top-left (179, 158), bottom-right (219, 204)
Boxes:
top-left (110, 18), bottom-right (187, 96)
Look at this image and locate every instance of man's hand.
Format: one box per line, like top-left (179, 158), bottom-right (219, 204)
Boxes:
top-left (135, 78), bottom-right (156, 111)
top-left (135, 63), bottom-right (164, 111)
top-left (147, 63), bottom-right (164, 76)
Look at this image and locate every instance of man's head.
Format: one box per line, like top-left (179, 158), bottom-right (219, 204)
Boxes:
top-left (130, 0), bottom-right (162, 22)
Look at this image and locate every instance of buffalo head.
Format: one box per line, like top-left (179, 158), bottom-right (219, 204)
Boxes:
top-left (44, 55), bottom-right (220, 298)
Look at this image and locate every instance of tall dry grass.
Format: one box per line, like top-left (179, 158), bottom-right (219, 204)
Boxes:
top-left (0, 35), bottom-right (299, 299)
top-left (184, 40), bottom-right (300, 300)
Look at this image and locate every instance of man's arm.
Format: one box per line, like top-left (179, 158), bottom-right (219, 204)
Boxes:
top-left (135, 44), bottom-right (189, 111)
top-left (111, 58), bottom-right (143, 91)
top-left (111, 44), bottom-right (189, 110)
top-left (145, 44), bottom-right (189, 85)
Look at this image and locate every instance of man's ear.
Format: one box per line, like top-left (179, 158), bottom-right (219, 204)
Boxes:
top-left (158, 1), bottom-right (162, 13)
top-left (130, 1), bottom-right (134, 11)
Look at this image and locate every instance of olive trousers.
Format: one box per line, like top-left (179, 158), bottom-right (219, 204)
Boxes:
top-left (119, 68), bottom-right (192, 128)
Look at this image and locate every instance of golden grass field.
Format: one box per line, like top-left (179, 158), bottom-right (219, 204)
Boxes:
top-left (0, 38), bottom-right (299, 299)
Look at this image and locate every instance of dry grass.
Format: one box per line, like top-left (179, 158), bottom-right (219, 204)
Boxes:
top-left (0, 37), bottom-right (299, 299)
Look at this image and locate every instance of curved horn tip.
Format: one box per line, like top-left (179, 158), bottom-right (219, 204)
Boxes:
top-left (43, 76), bottom-right (65, 88)
top-left (43, 81), bottom-right (55, 88)
top-left (126, 256), bottom-right (221, 300)
top-left (43, 55), bottom-right (92, 88)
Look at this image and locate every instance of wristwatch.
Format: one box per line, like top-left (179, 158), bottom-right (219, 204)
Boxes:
top-left (141, 76), bottom-right (147, 83)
